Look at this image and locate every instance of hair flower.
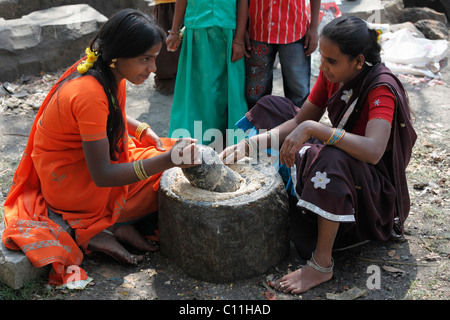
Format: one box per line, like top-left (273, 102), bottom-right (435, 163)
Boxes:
top-left (77, 47), bottom-right (99, 74)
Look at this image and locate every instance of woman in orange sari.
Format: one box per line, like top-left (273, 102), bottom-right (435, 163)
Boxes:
top-left (2, 9), bottom-right (199, 286)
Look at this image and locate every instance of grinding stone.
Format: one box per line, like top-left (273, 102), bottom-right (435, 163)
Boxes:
top-left (182, 145), bottom-right (242, 193)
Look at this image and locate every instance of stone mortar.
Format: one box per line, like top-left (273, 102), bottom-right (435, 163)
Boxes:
top-left (158, 162), bottom-right (290, 283)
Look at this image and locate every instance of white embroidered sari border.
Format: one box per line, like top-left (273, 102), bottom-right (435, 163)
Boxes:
top-left (296, 199), bottom-right (356, 222)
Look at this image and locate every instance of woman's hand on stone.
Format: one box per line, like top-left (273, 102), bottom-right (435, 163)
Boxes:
top-left (220, 141), bottom-right (247, 165)
top-left (170, 138), bottom-right (200, 168)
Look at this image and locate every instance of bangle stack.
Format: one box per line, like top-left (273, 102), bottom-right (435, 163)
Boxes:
top-left (243, 138), bottom-right (258, 156)
top-left (168, 29), bottom-right (180, 35)
top-left (135, 123), bottom-right (150, 142)
top-left (232, 39), bottom-right (245, 46)
top-left (133, 159), bottom-right (149, 180)
top-left (325, 128), bottom-right (345, 145)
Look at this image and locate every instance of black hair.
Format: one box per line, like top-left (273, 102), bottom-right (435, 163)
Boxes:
top-left (321, 15), bottom-right (381, 65)
top-left (54, 9), bottom-right (166, 161)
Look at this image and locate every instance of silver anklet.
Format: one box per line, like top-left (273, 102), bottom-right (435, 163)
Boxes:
top-left (307, 252), bottom-right (334, 273)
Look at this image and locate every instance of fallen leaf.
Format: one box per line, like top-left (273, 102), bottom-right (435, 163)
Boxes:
top-left (326, 286), bottom-right (367, 300)
top-left (382, 266), bottom-right (405, 274)
top-left (387, 249), bottom-right (395, 257)
top-left (424, 254), bottom-right (441, 261)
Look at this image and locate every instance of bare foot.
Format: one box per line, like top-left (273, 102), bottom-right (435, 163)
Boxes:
top-left (269, 264), bottom-right (333, 294)
top-left (110, 224), bottom-right (159, 252)
top-left (87, 230), bottom-right (143, 265)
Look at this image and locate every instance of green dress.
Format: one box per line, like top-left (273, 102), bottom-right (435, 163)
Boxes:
top-left (168, 0), bottom-right (248, 147)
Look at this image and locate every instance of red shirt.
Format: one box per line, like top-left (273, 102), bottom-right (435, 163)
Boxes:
top-left (308, 71), bottom-right (396, 136)
top-left (248, 0), bottom-right (309, 44)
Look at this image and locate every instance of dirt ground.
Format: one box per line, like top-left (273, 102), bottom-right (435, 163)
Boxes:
top-left (0, 54), bottom-right (449, 306)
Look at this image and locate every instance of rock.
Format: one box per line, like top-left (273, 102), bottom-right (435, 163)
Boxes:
top-left (158, 163), bottom-right (290, 282)
top-left (339, 0), bottom-right (387, 23)
top-left (182, 145), bottom-right (242, 193)
top-left (0, 211), bottom-right (73, 289)
top-left (383, 0), bottom-right (405, 24)
top-left (403, 7), bottom-right (448, 24)
top-left (0, 226), bottom-right (50, 289)
top-left (414, 19), bottom-right (449, 39)
top-left (0, 0), bottom-right (156, 20)
top-left (0, 4), bottom-right (107, 82)
top-left (403, 0), bottom-right (450, 22)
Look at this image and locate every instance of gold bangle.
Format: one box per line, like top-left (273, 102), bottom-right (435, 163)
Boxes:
top-left (139, 159), bottom-right (149, 179)
top-left (243, 138), bottom-right (252, 156)
top-left (133, 159), bottom-right (149, 180)
top-left (133, 160), bottom-right (145, 180)
top-left (135, 123), bottom-right (150, 142)
top-left (233, 39), bottom-right (245, 45)
top-left (243, 138), bottom-right (258, 157)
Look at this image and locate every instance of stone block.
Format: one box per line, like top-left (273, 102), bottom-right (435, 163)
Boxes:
top-left (339, 0), bottom-right (386, 23)
top-left (0, 211), bottom-right (73, 289)
top-left (0, 4), bottom-right (107, 81)
top-left (0, 226), bottom-right (50, 290)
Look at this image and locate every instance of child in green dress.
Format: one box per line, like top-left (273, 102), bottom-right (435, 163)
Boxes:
top-left (167, 0), bottom-right (249, 149)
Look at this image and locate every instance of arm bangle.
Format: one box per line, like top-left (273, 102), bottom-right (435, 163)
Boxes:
top-left (244, 138), bottom-right (258, 157)
top-left (135, 123), bottom-right (150, 142)
top-left (133, 159), bottom-right (149, 180)
top-left (325, 128), bottom-right (345, 145)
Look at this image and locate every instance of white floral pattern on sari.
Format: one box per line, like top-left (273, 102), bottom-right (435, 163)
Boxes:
top-left (311, 171), bottom-right (331, 189)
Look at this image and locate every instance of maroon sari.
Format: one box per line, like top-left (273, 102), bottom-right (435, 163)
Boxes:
top-left (245, 63), bottom-right (416, 258)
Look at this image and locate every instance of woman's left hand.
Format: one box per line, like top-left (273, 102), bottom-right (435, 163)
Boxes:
top-left (280, 121), bottom-right (313, 167)
top-left (140, 127), bottom-right (166, 151)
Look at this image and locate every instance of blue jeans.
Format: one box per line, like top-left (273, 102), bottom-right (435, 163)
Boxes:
top-left (245, 38), bottom-right (311, 108)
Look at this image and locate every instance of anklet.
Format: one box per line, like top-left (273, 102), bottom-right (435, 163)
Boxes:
top-left (307, 252), bottom-right (334, 273)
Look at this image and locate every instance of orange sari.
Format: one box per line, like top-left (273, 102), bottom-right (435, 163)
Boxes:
top-left (2, 63), bottom-right (175, 285)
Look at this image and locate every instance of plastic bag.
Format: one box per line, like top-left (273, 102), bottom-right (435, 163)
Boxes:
top-left (380, 28), bottom-right (448, 78)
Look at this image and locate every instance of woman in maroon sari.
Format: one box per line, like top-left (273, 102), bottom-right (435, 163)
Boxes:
top-left (221, 16), bottom-right (416, 293)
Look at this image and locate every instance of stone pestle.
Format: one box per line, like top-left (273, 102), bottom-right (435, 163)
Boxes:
top-left (182, 145), bottom-right (242, 193)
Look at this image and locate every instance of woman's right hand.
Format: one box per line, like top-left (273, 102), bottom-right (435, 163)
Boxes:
top-left (219, 140), bottom-right (248, 164)
top-left (170, 138), bottom-right (200, 168)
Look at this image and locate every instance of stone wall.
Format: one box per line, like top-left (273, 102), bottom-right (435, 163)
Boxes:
top-left (0, 4), bottom-right (108, 81)
top-left (0, 0), bottom-right (155, 20)
top-left (0, 0), bottom-right (156, 82)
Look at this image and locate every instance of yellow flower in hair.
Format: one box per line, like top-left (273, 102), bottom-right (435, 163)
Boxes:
top-left (77, 47), bottom-right (99, 74)
top-left (87, 55), bottom-right (97, 63)
top-left (376, 29), bottom-right (382, 42)
top-left (77, 65), bottom-right (88, 74)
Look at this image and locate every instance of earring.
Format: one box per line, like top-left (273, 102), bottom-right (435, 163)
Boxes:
top-left (110, 59), bottom-right (117, 68)
top-left (357, 65), bottom-right (362, 70)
